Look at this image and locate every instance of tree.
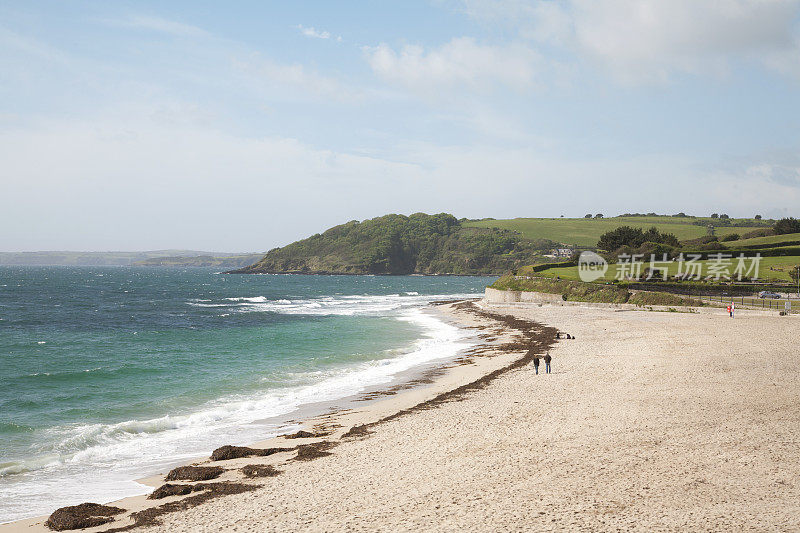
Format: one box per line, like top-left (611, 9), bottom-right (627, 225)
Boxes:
top-left (711, 213), bottom-right (719, 219)
top-left (597, 226), bottom-right (679, 252)
top-left (594, 213), bottom-right (604, 219)
top-left (790, 266), bottom-right (800, 283)
top-left (774, 217), bottom-right (800, 235)
top-left (584, 214), bottom-right (592, 218)
top-left (755, 214), bottom-right (762, 220)
top-left (720, 213), bottom-right (730, 219)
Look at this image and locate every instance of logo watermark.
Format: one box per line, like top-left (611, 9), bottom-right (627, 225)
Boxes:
top-left (578, 251), bottom-right (608, 282)
top-left (614, 252), bottom-right (762, 281)
top-left (577, 252), bottom-right (762, 282)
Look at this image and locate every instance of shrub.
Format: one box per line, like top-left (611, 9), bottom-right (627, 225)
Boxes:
top-left (742, 228), bottom-right (774, 239)
top-left (774, 217), bottom-right (800, 235)
top-left (490, 275), bottom-right (630, 303)
top-left (597, 226), bottom-right (679, 252)
top-left (628, 291), bottom-right (701, 307)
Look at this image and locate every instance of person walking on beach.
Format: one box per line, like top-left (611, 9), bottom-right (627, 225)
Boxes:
top-left (533, 355), bottom-right (540, 375)
top-left (544, 353), bottom-right (552, 374)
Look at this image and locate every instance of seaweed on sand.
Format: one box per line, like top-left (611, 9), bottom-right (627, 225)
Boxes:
top-left (341, 301), bottom-right (559, 434)
top-left (104, 483), bottom-right (259, 532)
top-left (210, 444), bottom-right (293, 461)
top-left (341, 424), bottom-right (372, 439)
top-left (148, 483), bottom-right (194, 499)
top-left (241, 464), bottom-right (281, 478)
top-left (294, 441), bottom-right (337, 461)
top-left (282, 429), bottom-right (331, 439)
top-left (45, 503), bottom-right (125, 531)
top-left (148, 481), bottom-right (258, 500)
top-left (165, 465), bottom-right (224, 481)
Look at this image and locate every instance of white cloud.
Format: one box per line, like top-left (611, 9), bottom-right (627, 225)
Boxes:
top-left (295, 24), bottom-right (341, 41)
top-left (2, 104), bottom-right (798, 251)
top-left (0, 110), bottom-right (421, 251)
top-left (364, 37), bottom-right (541, 92)
top-left (114, 15), bottom-right (209, 37)
top-left (746, 162), bottom-right (800, 187)
top-left (233, 53), bottom-right (360, 101)
top-left (572, 0), bottom-right (800, 83)
top-left (459, 0), bottom-right (800, 84)
top-left (0, 29), bottom-right (72, 64)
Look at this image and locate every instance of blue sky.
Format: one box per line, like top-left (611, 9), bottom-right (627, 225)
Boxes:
top-left (1, 0), bottom-right (799, 251)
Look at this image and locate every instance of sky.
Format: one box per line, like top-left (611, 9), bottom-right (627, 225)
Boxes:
top-left (1, 0), bottom-right (799, 252)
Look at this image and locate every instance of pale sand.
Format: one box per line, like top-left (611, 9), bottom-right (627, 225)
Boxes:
top-left (5, 302), bottom-right (800, 531)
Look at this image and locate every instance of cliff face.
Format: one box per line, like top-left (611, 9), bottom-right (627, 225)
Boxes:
top-left (231, 213), bottom-right (548, 275)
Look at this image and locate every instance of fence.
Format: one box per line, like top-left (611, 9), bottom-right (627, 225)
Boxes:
top-left (704, 294), bottom-right (800, 312)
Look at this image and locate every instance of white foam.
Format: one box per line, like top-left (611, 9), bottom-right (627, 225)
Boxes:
top-left (0, 299), bottom-right (477, 523)
top-left (199, 292), bottom-right (477, 317)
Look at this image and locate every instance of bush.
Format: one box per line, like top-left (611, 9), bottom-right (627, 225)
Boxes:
top-left (742, 228), bottom-right (774, 239)
top-left (597, 226), bottom-right (679, 252)
top-left (720, 233), bottom-right (740, 242)
top-left (774, 217), bottom-right (800, 235)
top-left (628, 291), bottom-right (701, 307)
top-left (490, 275), bottom-right (704, 307)
top-left (682, 235), bottom-right (719, 247)
top-left (490, 275), bottom-right (630, 303)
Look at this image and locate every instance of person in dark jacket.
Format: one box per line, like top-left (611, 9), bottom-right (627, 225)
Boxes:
top-left (544, 353), bottom-right (552, 374)
top-left (533, 355), bottom-right (540, 375)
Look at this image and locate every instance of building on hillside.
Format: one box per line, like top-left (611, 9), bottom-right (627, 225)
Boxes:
top-left (544, 247), bottom-right (575, 259)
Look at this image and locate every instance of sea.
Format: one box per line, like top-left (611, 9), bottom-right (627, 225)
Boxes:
top-left (0, 266), bottom-right (493, 523)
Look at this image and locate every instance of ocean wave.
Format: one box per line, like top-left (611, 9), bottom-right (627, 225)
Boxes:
top-left (187, 292), bottom-right (477, 317)
top-left (0, 422), bottom-right (34, 435)
top-left (4, 307), bottom-right (473, 487)
top-left (224, 296), bottom-right (268, 303)
top-left (0, 454), bottom-right (61, 476)
top-left (2, 283), bottom-right (482, 523)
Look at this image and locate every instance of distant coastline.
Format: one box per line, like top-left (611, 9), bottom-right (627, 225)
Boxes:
top-left (0, 250), bottom-right (261, 267)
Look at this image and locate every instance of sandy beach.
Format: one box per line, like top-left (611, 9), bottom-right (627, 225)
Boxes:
top-left (4, 300), bottom-right (800, 532)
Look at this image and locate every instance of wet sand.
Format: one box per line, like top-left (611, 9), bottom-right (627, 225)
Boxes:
top-left (4, 301), bottom-right (800, 531)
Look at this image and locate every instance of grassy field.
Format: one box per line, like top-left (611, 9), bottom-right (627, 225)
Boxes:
top-left (722, 232), bottom-right (800, 248)
top-left (465, 216), bottom-right (763, 247)
top-left (533, 255), bottom-right (800, 282)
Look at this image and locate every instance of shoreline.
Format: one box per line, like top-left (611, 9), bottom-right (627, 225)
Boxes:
top-left (5, 300), bottom-right (799, 531)
top-left (1, 299), bottom-right (550, 531)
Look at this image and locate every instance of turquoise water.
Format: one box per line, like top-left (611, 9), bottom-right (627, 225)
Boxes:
top-left (0, 267), bottom-right (492, 522)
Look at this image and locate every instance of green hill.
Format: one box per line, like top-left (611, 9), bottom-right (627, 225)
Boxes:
top-left (464, 216), bottom-right (766, 247)
top-left (232, 213), bottom-right (552, 275)
top-left (134, 254), bottom-right (264, 268)
top-left (0, 250), bottom-right (239, 266)
top-left (722, 232), bottom-right (800, 249)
